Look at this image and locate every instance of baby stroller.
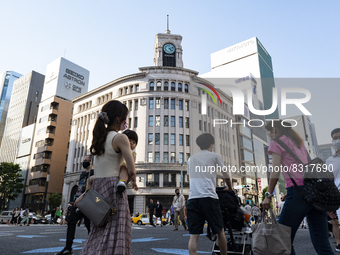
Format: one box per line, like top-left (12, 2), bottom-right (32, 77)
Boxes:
top-left (207, 187), bottom-right (253, 255)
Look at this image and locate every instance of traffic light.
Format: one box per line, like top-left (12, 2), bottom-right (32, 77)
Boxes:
top-left (242, 185), bottom-right (251, 191)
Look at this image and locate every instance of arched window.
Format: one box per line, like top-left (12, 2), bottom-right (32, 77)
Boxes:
top-left (178, 83), bottom-right (182, 92)
top-left (185, 84), bottom-right (189, 93)
top-left (150, 82), bottom-right (154, 91)
top-left (164, 81), bottom-right (169, 91)
top-left (156, 81), bottom-right (162, 91)
top-left (171, 82), bottom-right (175, 91)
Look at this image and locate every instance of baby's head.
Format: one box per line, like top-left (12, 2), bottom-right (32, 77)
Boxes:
top-left (123, 130), bottom-right (138, 150)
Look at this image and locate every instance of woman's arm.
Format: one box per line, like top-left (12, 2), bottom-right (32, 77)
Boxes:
top-left (262, 152), bottom-right (281, 210)
top-left (113, 134), bottom-right (138, 191)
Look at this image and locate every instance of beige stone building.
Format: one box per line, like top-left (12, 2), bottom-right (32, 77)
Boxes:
top-left (62, 30), bottom-right (240, 214)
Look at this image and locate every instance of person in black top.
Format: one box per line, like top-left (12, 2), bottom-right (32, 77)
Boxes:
top-left (50, 208), bottom-right (56, 224)
top-left (55, 155), bottom-right (93, 255)
top-left (148, 199), bottom-right (156, 227)
top-left (155, 200), bottom-right (163, 227)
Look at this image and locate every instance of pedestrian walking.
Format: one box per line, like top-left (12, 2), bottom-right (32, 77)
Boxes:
top-left (186, 133), bottom-right (232, 255)
top-left (10, 208), bottom-right (18, 225)
top-left (14, 207), bottom-right (20, 225)
top-left (55, 155), bottom-right (93, 255)
top-left (326, 128), bottom-right (340, 252)
top-left (173, 188), bottom-right (187, 231)
top-left (155, 200), bottom-right (163, 227)
top-left (262, 120), bottom-right (334, 255)
top-left (20, 208), bottom-right (30, 226)
top-left (18, 208), bottom-right (24, 224)
top-left (252, 203), bottom-right (260, 224)
top-left (78, 100), bottom-right (138, 255)
top-left (55, 207), bottom-right (61, 224)
top-left (148, 199), bottom-right (156, 227)
top-left (170, 204), bottom-right (175, 225)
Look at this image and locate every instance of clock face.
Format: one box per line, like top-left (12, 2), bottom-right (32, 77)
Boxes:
top-left (163, 43), bottom-right (175, 54)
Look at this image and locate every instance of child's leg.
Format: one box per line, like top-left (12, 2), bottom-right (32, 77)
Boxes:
top-left (119, 165), bottom-right (129, 182)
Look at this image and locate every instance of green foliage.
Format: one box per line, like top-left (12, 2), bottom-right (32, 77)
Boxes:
top-left (262, 186), bottom-right (273, 209)
top-left (48, 193), bottom-right (62, 209)
top-left (0, 162), bottom-right (26, 210)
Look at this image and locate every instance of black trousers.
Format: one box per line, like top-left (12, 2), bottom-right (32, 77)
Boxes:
top-left (149, 213), bottom-right (154, 226)
top-left (65, 206), bottom-right (90, 250)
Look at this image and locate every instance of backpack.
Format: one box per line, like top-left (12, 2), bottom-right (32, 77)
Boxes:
top-left (23, 210), bottom-right (28, 216)
top-left (276, 139), bottom-right (340, 212)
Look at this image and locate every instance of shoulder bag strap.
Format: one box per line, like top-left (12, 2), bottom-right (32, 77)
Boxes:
top-left (274, 139), bottom-right (305, 196)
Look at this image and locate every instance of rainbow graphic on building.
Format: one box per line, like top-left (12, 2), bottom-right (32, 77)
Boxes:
top-left (197, 82), bottom-right (222, 115)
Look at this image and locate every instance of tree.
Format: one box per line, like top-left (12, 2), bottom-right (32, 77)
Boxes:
top-left (48, 193), bottom-right (62, 209)
top-left (0, 162), bottom-right (26, 211)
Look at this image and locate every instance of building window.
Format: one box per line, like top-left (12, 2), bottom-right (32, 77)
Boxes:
top-left (185, 117), bottom-right (189, 128)
top-left (164, 152), bottom-right (169, 163)
top-left (199, 120), bottom-right (202, 131)
top-left (156, 81), bottom-right (161, 91)
top-left (155, 115), bottom-right (161, 126)
top-left (134, 117), bottom-right (138, 128)
top-left (128, 118), bottom-right (131, 128)
top-left (204, 122), bottom-right (207, 132)
top-left (211, 108), bottom-right (214, 117)
top-left (149, 98), bottom-right (154, 109)
top-left (198, 103), bottom-right (201, 114)
top-left (171, 99), bottom-right (175, 109)
top-left (129, 101), bottom-right (133, 111)
top-left (185, 101), bottom-right (189, 111)
top-left (164, 81), bottom-right (169, 91)
top-left (179, 134), bottom-right (183, 146)
top-left (148, 152), bottom-right (153, 162)
top-left (155, 133), bottom-right (160, 145)
top-left (155, 152), bottom-right (160, 162)
top-left (179, 117), bottom-right (183, 127)
top-left (171, 116), bottom-right (175, 127)
top-left (164, 115), bottom-right (169, 126)
top-left (148, 133), bottom-right (153, 145)
top-left (179, 100), bottom-right (183, 110)
top-left (135, 100), bottom-right (138, 110)
top-left (185, 84), bottom-right (189, 93)
top-left (186, 135), bottom-right (190, 146)
top-left (164, 133), bottom-right (169, 145)
top-left (136, 84), bottom-right (139, 92)
top-left (208, 106), bottom-right (210, 117)
top-left (209, 124), bottom-right (211, 134)
top-left (178, 83), bottom-right (182, 92)
top-left (179, 153), bottom-right (184, 163)
top-left (186, 153), bottom-right (190, 161)
top-left (150, 82), bottom-right (154, 91)
top-left (164, 98), bottom-right (169, 109)
top-left (35, 91), bottom-right (39, 102)
top-left (171, 134), bottom-right (175, 145)
top-left (155, 98), bottom-right (161, 109)
top-left (130, 86), bottom-right (133, 93)
top-left (149, 116), bottom-right (153, 126)
top-left (170, 152), bottom-right (176, 163)
top-left (171, 82), bottom-right (175, 91)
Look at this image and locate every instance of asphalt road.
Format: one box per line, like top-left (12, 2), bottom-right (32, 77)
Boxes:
top-left (0, 223), bottom-right (338, 254)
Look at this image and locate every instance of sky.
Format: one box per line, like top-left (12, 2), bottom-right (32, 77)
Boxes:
top-left (0, 1), bottom-right (339, 144)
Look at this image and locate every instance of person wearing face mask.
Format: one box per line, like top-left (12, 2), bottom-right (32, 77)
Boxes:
top-left (327, 128), bottom-right (340, 252)
top-left (155, 200), bottom-right (163, 227)
top-left (172, 188), bottom-right (187, 231)
top-left (55, 155), bottom-right (93, 255)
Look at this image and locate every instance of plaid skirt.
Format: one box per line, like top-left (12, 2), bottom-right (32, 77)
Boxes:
top-left (80, 176), bottom-right (131, 255)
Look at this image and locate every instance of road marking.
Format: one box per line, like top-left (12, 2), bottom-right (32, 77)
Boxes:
top-left (22, 245), bottom-right (82, 253)
top-left (17, 235), bottom-right (47, 238)
top-left (0, 234), bottom-right (12, 236)
top-left (39, 232), bottom-right (65, 234)
top-left (151, 248), bottom-right (210, 254)
top-left (132, 237), bottom-right (169, 242)
top-left (0, 230), bottom-right (24, 233)
top-left (182, 233), bottom-right (206, 236)
top-left (59, 238), bottom-right (86, 243)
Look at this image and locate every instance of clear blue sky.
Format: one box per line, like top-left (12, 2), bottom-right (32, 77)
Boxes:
top-left (0, 1), bottom-right (339, 144)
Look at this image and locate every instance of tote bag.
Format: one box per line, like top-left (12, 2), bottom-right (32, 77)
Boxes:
top-left (252, 209), bottom-right (291, 255)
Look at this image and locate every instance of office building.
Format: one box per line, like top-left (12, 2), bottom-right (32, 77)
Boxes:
top-left (318, 143), bottom-right (335, 162)
top-left (0, 71), bottom-right (45, 163)
top-left (0, 71), bottom-right (22, 146)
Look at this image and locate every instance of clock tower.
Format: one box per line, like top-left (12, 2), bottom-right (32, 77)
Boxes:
top-left (153, 31), bottom-right (183, 68)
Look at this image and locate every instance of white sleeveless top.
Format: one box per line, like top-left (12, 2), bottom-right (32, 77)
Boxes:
top-left (94, 131), bottom-right (123, 178)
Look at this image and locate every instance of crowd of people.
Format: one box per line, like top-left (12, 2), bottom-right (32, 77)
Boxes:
top-left (7, 99), bottom-right (340, 255)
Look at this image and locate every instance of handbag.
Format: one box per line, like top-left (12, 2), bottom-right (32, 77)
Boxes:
top-left (76, 188), bottom-right (117, 227)
top-left (276, 138), bottom-right (340, 212)
top-left (252, 209), bottom-right (291, 255)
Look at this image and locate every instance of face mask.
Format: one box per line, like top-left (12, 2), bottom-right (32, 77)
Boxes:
top-left (120, 119), bottom-right (128, 130)
top-left (333, 140), bottom-right (340, 151)
top-left (157, 202), bottom-right (159, 204)
top-left (82, 161), bottom-right (90, 168)
top-left (176, 192), bottom-right (179, 196)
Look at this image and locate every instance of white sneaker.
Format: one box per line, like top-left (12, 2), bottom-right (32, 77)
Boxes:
top-left (117, 181), bottom-right (126, 193)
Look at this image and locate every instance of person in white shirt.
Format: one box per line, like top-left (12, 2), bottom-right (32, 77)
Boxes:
top-left (252, 203), bottom-right (260, 224)
top-left (187, 133), bottom-right (232, 255)
top-left (172, 189), bottom-right (187, 231)
top-left (327, 128), bottom-right (340, 252)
